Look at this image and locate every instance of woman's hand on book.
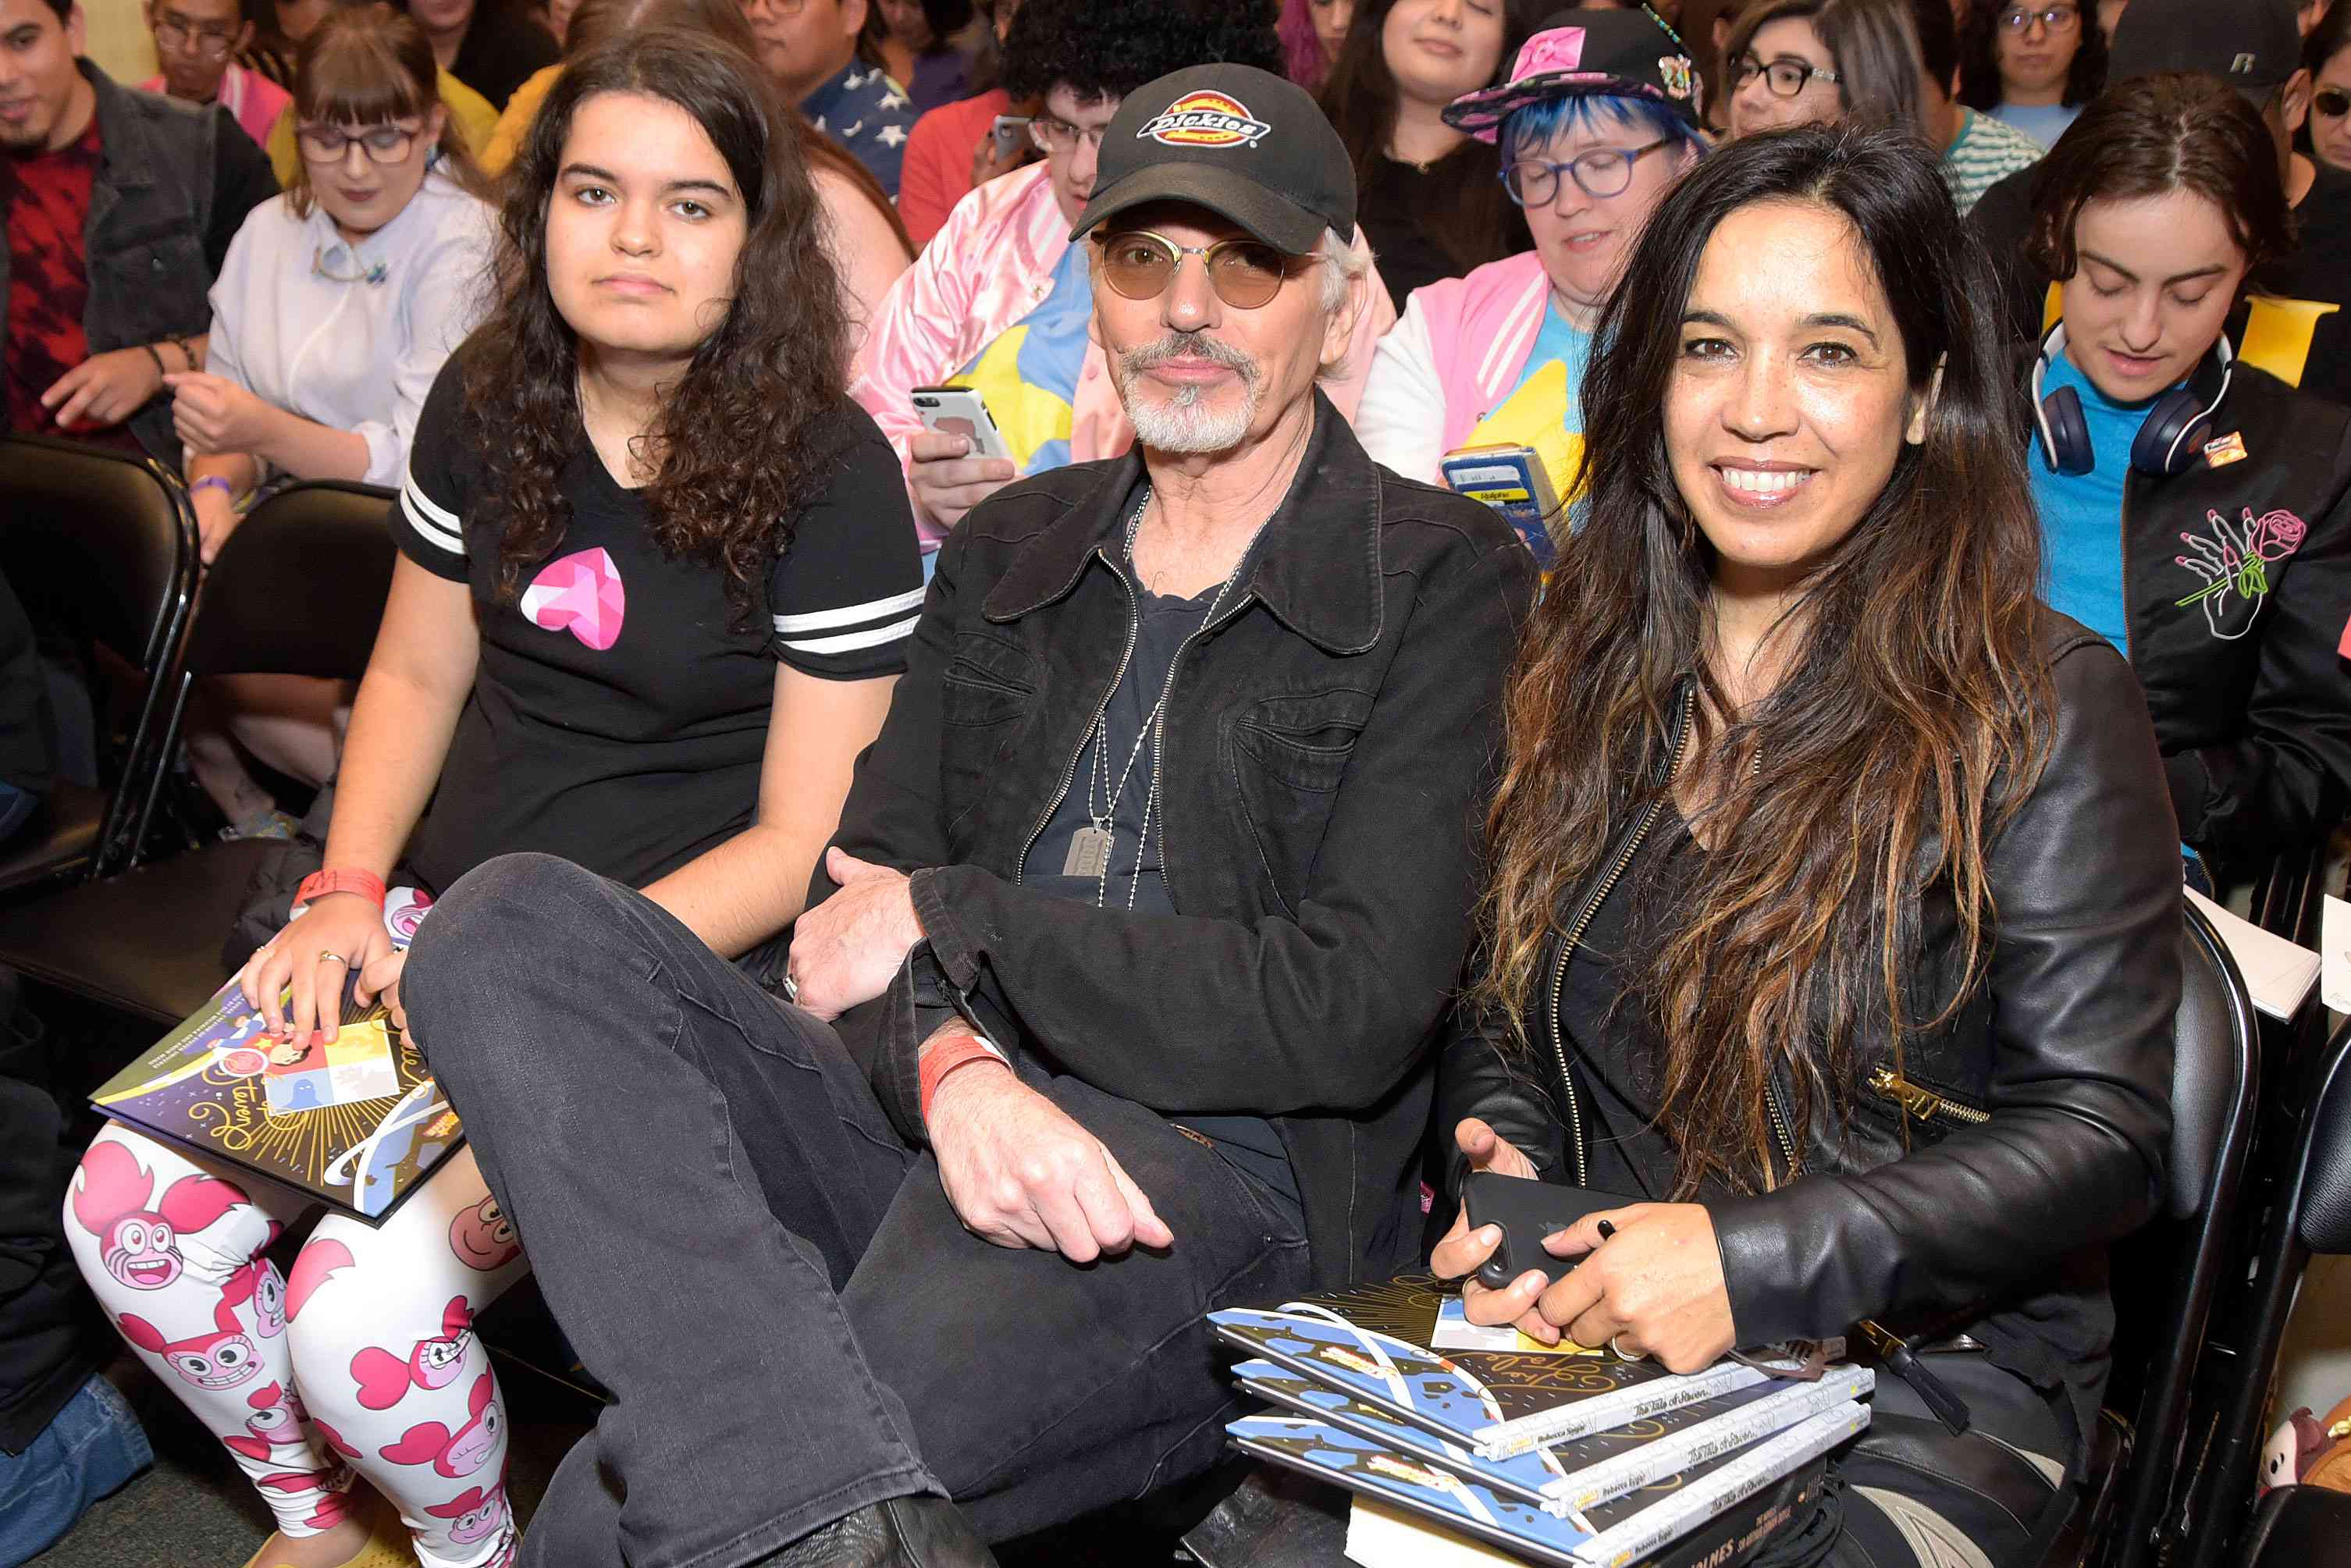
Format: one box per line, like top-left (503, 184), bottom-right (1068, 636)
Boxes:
top-left (1517, 1204), bottom-right (1735, 1374)
top-left (239, 894), bottom-right (394, 1047)
top-left (357, 950), bottom-right (409, 1036)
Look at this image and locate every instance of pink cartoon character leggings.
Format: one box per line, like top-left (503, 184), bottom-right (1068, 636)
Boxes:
top-left (63, 1122), bottom-right (529, 1568)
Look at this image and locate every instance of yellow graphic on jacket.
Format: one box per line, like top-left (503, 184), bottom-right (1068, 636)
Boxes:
top-left (953, 241), bottom-right (1090, 473)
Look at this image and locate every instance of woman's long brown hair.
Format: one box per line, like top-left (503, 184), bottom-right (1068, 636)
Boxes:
top-left (464, 27), bottom-right (851, 623)
top-left (1471, 126), bottom-right (2052, 1198)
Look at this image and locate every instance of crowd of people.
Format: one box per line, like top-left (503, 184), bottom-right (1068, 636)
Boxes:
top-left (2, 0), bottom-right (2349, 1565)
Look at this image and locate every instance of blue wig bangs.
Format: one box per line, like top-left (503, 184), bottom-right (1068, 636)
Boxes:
top-left (1498, 94), bottom-right (1706, 167)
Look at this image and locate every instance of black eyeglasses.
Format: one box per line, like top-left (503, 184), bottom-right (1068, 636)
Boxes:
top-left (1502, 140), bottom-right (1671, 205)
top-left (1731, 52), bottom-right (1842, 98)
top-left (296, 123), bottom-right (423, 165)
top-left (1997, 4), bottom-right (2080, 31)
top-left (2317, 87), bottom-right (2351, 119)
top-left (1095, 230), bottom-right (1304, 310)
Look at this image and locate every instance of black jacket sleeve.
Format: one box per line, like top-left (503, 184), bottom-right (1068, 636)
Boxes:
top-left (205, 107), bottom-right (280, 276)
top-left (1707, 637), bottom-right (2179, 1345)
top-left (1432, 1004), bottom-right (1571, 1204)
top-left (2164, 417), bottom-right (2351, 859)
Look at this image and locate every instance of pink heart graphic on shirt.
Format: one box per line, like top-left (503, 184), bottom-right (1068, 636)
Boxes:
top-left (520, 548), bottom-right (626, 650)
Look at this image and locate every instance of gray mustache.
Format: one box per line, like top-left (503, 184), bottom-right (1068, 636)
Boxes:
top-left (1117, 333), bottom-right (1261, 385)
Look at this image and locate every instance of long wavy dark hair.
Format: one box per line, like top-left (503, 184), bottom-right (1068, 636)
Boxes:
top-left (1318, 0), bottom-right (1548, 277)
top-left (1472, 126), bottom-right (2052, 1198)
top-left (464, 27), bottom-right (848, 621)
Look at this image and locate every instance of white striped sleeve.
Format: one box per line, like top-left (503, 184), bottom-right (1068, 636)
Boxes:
top-left (766, 414), bottom-right (927, 679)
top-left (386, 358), bottom-right (473, 583)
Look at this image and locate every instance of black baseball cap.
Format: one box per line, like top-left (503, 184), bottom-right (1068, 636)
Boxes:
top-left (2107, 0), bottom-right (2299, 99)
top-left (1446, 9), bottom-right (1705, 142)
top-left (1069, 64), bottom-right (1356, 255)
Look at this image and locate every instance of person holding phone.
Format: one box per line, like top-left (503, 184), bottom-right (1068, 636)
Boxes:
top-left (1431, 125), bottom-right (2177, 1566)
top-left (848, 0), bottom-right (1392, 559)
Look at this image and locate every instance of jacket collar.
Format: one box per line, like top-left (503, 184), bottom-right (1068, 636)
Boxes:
top-left (80, 62), bottom-right (154, 194)
top-left (982, 386), bottom-right (1385, 655)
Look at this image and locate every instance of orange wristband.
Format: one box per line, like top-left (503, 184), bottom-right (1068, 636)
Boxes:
top-left (919, 1031), bottom-right (1008, 1125)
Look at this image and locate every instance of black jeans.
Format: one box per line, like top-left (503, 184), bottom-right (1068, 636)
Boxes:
top-left (405, 854), bottom-right (1313, 1568)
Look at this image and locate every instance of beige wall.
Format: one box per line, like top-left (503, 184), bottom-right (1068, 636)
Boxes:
top-left (80, 0), bottom-right (157, 84)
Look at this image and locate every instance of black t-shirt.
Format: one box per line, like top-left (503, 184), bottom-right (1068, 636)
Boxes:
top-left (450, 5), bottom-right (560, 110)
top-left (389, 355), bottom-right (923, 898)
top-left (1028, 535), bottom-right (1300, 1218)
top-left (1357, 154), bottom-right (1532, 315)
top-left (2262, 161), bottom-right (2351, 411)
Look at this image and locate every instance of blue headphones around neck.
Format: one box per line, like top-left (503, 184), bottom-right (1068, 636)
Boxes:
top-left (2032, 322), bottom-right (2234, 479)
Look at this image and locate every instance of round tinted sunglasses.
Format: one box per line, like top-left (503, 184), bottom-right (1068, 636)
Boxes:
top-left (2316, 87), bottom-right (2351, 119)
top-left (1096, 230), bottom-right (1306, 310)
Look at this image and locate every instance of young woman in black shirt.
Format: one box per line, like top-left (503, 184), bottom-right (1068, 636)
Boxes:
top-left (69, 31), bottom-right (919, 1568)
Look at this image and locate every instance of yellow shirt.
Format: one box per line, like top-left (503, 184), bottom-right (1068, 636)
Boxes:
top-left (267, 69), bottom-right (501, 187)
top-left (482, 64), bottom-right (561, 178)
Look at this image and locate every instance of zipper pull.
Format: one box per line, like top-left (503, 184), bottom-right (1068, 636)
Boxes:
top-left (1856, 1318), bottom-right (1972, 1435)
top-left (1868, 1066), bottom-right (1945, 1121)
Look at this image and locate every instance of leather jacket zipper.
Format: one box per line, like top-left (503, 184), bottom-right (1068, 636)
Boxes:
top-left (1867, 1066), bottom-right (1991, 1126)
top-left (1545, 688), bottom-right (1695, 1187)
top-left (1764, 1076), bottom-right (1802, 1186)
top-left (1015, 548), bottom-right (1139, 885)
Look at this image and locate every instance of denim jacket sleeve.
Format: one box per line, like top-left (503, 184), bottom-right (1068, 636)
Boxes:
top-left (841, 521), bottom-right (1531, 1122)
top-left (1705, 635), bottom-right (2180, 1346)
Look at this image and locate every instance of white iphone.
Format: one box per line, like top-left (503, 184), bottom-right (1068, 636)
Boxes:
top-left (910, 386), bottom-right (1015, 464)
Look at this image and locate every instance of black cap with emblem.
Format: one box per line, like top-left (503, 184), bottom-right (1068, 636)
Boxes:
top-left (1068, 63), bottom-right (1356, 256)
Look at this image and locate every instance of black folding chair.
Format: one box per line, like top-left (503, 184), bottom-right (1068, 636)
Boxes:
top-left (2054, 901), bottom-right (2262, 1568)
top-left (0, 435), bottom-right (199, 891)
top-left (2175, 1015), bottom-right (2351, 1568)
top-left (2225, 1017), bottom-right (2351, 1566)
top-left (0, 480), bottom-right (396, 1024)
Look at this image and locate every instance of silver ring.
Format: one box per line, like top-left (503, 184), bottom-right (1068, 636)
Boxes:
top-left (318, 951), bottom-right (348, 966)
top-left (781, 973), bottom-right (799, 1004)
top-left (1609, 1334), bottom-right (1641, 1360)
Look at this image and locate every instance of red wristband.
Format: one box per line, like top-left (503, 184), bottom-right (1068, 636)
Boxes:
top-left (919, 1030), bottom-right (1009, 1125)
top-left (293, 868), bottom-right (387, 912)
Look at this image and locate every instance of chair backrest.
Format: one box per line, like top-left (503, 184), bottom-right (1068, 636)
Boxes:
top-left (0, 436), bottom-right (195, 674)
top-left (2296, 1032), bottom-right (2351, 1257)
top-left (0, 436), bottom-right (200, 876)
top-left (186, 481), bottom-right (398, 681)
top-left (2102, 902), bottom-right (2261, 1568)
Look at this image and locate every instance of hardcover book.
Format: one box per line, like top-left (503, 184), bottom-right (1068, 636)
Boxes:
top-left (87, 889), bottom-right (454, 1225)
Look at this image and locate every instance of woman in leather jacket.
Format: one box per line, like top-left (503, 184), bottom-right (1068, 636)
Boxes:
top-left (2018, 72), bottom-right (2351, 873)
top-left (1430, 126), bottom-right (2178, 1566)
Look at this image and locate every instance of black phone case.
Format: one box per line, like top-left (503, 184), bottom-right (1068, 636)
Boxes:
top-left (1462, 1172), bottom-right (1634, 1292)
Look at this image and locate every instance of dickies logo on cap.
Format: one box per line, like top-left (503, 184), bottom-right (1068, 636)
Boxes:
top-left (1139, 90), bottom-right (1272, 151)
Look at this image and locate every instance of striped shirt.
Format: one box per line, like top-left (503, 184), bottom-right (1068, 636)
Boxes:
top-left (1942, 107), bottom-right (2047, 217)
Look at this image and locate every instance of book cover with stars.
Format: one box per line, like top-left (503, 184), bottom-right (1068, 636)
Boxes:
top-left (87, 889), bottom-right (457, 1225)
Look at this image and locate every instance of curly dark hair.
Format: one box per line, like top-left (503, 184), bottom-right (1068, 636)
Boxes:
top-left (1958, 0), bottom-right (2106, 112)
top-left (464, 27), bottom-right (849, 624)
top-left (1000, 0), bottom-right (1279, 105)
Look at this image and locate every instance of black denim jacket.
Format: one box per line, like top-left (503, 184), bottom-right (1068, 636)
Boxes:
top-left (1435, 615), bottom-right (2180, 1449)
top-left (816, 393), bottom-right (1535, 1292)
top-left (0, 64), bottom-right (278, 467)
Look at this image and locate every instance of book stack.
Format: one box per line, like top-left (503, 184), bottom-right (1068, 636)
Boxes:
top-left (1211, 1290), bottom-right (1870, 1568)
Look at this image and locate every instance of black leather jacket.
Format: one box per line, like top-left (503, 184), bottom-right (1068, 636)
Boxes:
top-left (1435, 614), bottom-right (2179, 1443)
top-left (820, 393), bottom-right (1536, 1292)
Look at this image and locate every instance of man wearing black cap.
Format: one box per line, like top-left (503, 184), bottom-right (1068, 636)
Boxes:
top-left (1969, 0), bottom-right (2351, 407)
top-left (406, 62), bottom-right (1535, 1568)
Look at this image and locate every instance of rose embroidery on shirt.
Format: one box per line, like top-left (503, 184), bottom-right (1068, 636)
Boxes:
top-left (2174, 507), bottom-right (2307, 640)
